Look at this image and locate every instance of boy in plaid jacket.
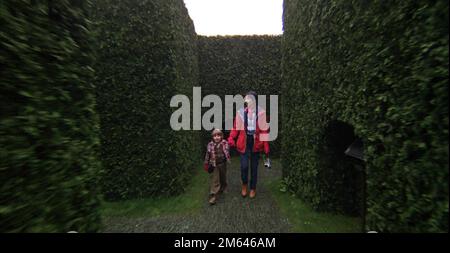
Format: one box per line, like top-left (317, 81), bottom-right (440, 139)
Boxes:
top-left (203, 129), bottom-right (231, 205)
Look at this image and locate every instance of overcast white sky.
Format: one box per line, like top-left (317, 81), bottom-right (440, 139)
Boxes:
top-left (183, 0), bottom-right (283, 36)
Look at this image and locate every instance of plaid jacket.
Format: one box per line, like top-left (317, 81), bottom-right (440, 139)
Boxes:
top-left (204, 140), bottom-right (231, 167)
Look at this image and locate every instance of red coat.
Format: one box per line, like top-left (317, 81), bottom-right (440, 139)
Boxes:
top-left (227, 106), bottom-right (270, 155)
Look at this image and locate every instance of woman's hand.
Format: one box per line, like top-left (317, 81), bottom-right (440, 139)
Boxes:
top-left (227, 136), bottom-right (235, 148)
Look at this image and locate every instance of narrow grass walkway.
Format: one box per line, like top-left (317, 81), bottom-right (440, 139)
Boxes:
top-left (267, 180), bottom-right (361, 233)
top-left (100, 158), bottom-right (361, 233)
top-left (100, 170), bottom-right (208, 219)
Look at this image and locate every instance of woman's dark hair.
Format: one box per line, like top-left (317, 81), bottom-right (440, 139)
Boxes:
top-left (245, 91), bottom-right (258, 126)
top-left (245, 91), bottom-right (258, 106)
top-left (246, 90), bottom-right (257, 100)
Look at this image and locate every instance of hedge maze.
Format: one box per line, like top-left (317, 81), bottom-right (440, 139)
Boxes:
top-left (1, 1), bottom-right (101, 232)
top-left (1, 0), bottom-right (448, 232)
top-left (92, 0), bottom-right (200, 200)
top-left (282, 0), bottom-right (448, 232)
top-left (198, 35), bottom-right (282, 156)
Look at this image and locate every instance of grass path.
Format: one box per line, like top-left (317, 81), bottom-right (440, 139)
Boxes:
top-left (100, 158), bottom-right (361, 233)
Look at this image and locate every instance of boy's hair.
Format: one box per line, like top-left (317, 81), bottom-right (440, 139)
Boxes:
top-left (211, 128), bottom-right (223, 137)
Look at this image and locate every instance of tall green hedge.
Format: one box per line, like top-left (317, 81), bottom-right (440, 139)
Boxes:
top-left (92, 0), bottom-right (200, 200)
top-left (282, 0), bottom-right (448, 232)
top-left (198, 35), bottom-right (282, 156)
top-left (0, 1), bottom-right (101, 232)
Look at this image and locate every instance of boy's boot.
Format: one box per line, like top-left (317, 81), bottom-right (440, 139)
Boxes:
top-left (209, 194), bottom-right (217, 205)
top-left (218, 185), bottom-right (227, 194)
top-left (241, 184), bottom-right (248, 198)
top-left (249, 189), bottom-right (256, 199)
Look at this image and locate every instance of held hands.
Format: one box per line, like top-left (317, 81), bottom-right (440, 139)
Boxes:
top-left (228, 138), bottom-right (235, 148)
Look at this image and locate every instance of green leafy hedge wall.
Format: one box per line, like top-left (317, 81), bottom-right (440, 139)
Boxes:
top-left (0, 0), bottom-right (101, 232)
top-left (282, 0), bottom-right (448, 232)
top-left (198, 35), bottom-right (282, 156)
top-left (92, 0), bottom-right (200, 200)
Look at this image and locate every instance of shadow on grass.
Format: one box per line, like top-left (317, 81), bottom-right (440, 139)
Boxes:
top-left (100, 167), bottom-right (208, 218)
top-left (266, 179), bottom-right (362, 233)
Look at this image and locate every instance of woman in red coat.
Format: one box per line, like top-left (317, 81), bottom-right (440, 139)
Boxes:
top-left (228, 91), bottom-right (270, 198)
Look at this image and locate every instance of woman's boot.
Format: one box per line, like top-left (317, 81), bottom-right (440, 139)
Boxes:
top-left (241, 184), bottom-right (248, 197)
top-left (249, 189), bottom-right (256, 199)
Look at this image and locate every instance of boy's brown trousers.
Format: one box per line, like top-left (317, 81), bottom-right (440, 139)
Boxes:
top-left (210, 162), bottom-right (227, 195)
